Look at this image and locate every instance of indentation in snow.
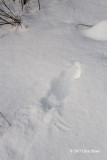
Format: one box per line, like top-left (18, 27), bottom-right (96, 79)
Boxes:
top-left (83, 20), bottom-right (107, 41)
top-left (41, 62), bottom-right (81, 111)
top-left (51, 62), bottom-right (81, 100)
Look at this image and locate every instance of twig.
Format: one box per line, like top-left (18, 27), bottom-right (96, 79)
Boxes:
top-left (77, 23), bottom-right (93, 28)
top-left (0, 0), bottom-right (22, 26)
top-left (0, 112), bottom-right (11, 126)
top-left (38, 0), bottom-right (40, 10)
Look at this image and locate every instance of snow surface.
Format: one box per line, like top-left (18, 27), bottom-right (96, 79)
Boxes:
top-left (0, 0), bottom-right (107, 160)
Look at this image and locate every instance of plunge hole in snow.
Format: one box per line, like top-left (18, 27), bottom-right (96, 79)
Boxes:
top-left (41, 62), bottom-right (81, 111)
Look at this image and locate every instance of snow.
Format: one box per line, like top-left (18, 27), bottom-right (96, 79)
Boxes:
top-left (0, 0), bottom-right (107, 160)
top-left (83, 20), bottom-right (107, 41)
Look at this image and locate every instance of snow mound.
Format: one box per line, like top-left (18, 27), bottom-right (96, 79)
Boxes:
top-left (83, 20), bottom-right (107, 41)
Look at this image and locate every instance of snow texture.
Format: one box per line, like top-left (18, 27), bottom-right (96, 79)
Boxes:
top-left (0, 0), bottom-right (107, 160)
